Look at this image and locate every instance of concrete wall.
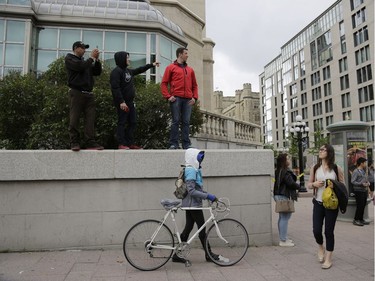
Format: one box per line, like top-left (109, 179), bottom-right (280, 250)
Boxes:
top-left (0, 149), bottom-right (274, 252)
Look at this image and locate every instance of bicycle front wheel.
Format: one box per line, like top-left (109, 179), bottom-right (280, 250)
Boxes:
top-left (123, 219), bottom-right (174, 271)
top-left (205, 218), bottom-right (249, 266)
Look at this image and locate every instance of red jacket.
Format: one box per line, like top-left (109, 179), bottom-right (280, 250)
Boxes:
top-left (161, 61), bottom-right (198, 100)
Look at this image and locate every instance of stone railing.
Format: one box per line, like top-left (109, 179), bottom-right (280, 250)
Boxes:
top-left (192, 111), bottom-right (262, 149)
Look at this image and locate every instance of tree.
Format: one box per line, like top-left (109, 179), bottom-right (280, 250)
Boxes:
top-left (0, 57), bottom-right (203, 149)
top-left (307, 125), bottom-right (329, 163)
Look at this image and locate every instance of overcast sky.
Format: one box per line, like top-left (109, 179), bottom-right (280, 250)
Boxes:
top-left (205, 0), bottom-right (337, 96)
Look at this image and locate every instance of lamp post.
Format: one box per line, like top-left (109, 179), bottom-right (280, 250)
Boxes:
top-left (290, 115), bottom-right (310, 193)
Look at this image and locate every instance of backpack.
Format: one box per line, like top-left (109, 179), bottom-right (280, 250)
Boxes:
top-left (322, 180), bottom-right (339, 210)
top-left (174, 165), bottom-right (187, 199)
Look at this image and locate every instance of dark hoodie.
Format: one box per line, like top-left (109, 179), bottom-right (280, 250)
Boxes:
top-left (110, 51), bottom-right (154, 105)
top-left (65, 53), bottom-right (102, 92)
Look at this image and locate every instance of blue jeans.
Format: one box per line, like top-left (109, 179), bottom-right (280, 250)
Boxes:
top-left (274, 195), bottom-right (292, 241)
top-left (169, 97), bottom-right (192, 148)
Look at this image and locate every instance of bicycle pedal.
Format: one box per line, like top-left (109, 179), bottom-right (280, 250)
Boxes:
top-left (185, 260), bottom-right (192, 267)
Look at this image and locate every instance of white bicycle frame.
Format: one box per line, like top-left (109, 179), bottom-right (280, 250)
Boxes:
top-left (147, 206), bottom-right (228, 251)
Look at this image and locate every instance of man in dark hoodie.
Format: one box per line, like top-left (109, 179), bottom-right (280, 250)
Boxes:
top-left (65, 41), bottom-right (103, 151)
top-left (110, 51), bottom-right (159, 149)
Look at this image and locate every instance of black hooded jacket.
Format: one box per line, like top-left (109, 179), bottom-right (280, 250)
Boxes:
top-left (65, 53), bottom-right (102, 92)
top-left (110, 51), bottom-right (154, 104)
top-left (273, 168), bottom-right (299, 201)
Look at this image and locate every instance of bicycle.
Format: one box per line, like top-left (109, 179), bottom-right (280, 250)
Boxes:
top-left (123, 198), bottom-right (249, 271)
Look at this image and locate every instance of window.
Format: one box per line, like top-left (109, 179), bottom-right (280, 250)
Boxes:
top-left (358, 84), bottom-right (374, 103)
top-left (339, 21), bottom-right (346, 54)
top-left (311, 71), bottom-right (320, 86)
top-left (355, 45), bottom-right (370, 65)
top-left (290, 97), bottom-right (298, 109)
top-left (351, 0), bottom-right (364, 10)
top-left (356, 64), bottom-right (372, 84)
top-left (301, 92), bottom-right (307, 105)
top-left (312, 87), bottom-right (322, 101)
top-left (325, 99), bottom-right (333, 113)
top-left (360, 105), bottom-right (374, 122)
top-left (317, 31), bottom-right (332, 67)
top-left (302, 107), bottom-right (308, 119)
top-left (326, 115), bottom-right (334, 126)
top-left (352, 7), bottom-right (366, 28)
top-left (339, 57), bottom-right (348, 73)
top-left (323, 66), bottom-right (330, 80)
top-left (314, 118), bottom-right (323, 130)
top-left (313, 102), bottom-right (323, 116)
top-left (290, 83), bottom-right (297, 96)
top-left (300, 78), bottom-right (306, 91)
top-left (354, 26), bottom-right (368, 47)
top-left (341, 92), bottom-right (351, 108)
top-left (340, 74), bottom-right (350, 90)
top-left (343, 111), bottom-right (351, 120)
top-left (324, 82), bottom-right (332, 97)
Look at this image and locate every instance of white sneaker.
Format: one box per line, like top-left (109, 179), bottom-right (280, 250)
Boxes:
top-left (218, 255), bottom-right (230, 263)
top-left (286, 239), bottom-right (293, 243)
top-left (279, 240), bottom-right (295, 247)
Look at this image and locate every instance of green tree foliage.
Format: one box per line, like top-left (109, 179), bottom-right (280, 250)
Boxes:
top-left (0, 58), bottom-right (203, 149)
top-left (0, 72), bottom-right (44, 149)
top-left (307, 125), bottom-right (330, 161)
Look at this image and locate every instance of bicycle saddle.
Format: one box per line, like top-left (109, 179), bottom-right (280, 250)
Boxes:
top-left (160, 199), bottom-right (181, 210)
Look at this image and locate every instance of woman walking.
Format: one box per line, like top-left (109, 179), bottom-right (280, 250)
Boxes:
top-left (273, 153), bottom-right (299, 247)
top-left (307, 144), bottom-right (345, 269)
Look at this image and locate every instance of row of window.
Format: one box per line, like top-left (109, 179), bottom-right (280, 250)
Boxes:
top-left (0, 18), bottom-right (184, 79)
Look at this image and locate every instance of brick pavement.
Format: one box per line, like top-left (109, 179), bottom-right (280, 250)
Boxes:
top-left (0, 196), bottom-right (373, 281)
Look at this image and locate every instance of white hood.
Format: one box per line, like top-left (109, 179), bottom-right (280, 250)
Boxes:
top-left (185, 148), bottom-right (201, 170)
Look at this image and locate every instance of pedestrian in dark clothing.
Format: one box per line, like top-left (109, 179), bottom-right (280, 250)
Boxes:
top-left (65, 41), bottom-right (103, 151)
top-left (351, 157), bottom-right (370, 226)
top-left (110, 51), bottom-right (159, 149)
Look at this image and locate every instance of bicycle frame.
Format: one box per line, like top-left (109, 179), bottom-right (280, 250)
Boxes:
top-left (147, 206), bottom-right (228, 252)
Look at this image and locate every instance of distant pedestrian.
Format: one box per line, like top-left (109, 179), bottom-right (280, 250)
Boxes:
top-left (307, 144), bottom-right (345, 269)
top-left (110, 51), bottom-right (160, 150)
top-left (368, 160), bottom-right (374, 200)
top-left (65, 41), bottom-right (103, 151)
top-left (273, 153), bottom-right (299, 247)
top-left (351, 157), bottom-right (370, 226)
top-left (161, 47), bottom-right (198, 149)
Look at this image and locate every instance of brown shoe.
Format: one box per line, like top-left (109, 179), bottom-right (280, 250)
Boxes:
top-left (86, 144), bottom-right (104, 150)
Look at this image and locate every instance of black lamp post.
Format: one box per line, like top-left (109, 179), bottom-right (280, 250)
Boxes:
top-left (290, 115), bottom-right (310, 193)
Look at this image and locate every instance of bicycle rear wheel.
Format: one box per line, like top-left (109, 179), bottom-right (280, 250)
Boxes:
top-left (205, 218), bottom-right (249, 266)
top-left (123, 219), bottom-right (174, 271)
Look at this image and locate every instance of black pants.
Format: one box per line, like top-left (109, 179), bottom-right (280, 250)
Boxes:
top-left (180, 210), bottom-right (209, 254)
top-left (353, 190), bottom-right (367, 221)
top-left (115, 101), bottom-right (136, 146)
top-left (68, 89), bottom-right (96, 145)
top-left (312, 198), bottom-right (338, 252)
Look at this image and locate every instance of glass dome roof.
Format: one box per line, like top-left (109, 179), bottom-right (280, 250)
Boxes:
top-left (31, 0), bottom-right (183, 36)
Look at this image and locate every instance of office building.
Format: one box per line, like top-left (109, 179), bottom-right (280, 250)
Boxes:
top-left (259, 0), bottom-right (374, 151)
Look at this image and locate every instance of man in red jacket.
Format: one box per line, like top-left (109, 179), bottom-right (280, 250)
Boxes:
top-left (161, 47), bottom-right (198, 149)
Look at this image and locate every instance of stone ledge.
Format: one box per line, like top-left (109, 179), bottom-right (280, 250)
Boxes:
top-left (0, 149), bottom-right (274, 181)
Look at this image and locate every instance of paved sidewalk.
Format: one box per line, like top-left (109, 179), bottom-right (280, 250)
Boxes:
top-left (0, 197), bottom-right (373, 281)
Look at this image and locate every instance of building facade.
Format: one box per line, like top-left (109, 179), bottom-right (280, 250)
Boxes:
top-left (259, 0), bottom-right (374, 151)
top-left (213, 83), bottom-right (260, 125)
top-left (0, 0), bottom-right (215, 110)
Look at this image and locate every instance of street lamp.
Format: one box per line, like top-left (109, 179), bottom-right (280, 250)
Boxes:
top-left (289, 115), bottom-right (310, 193)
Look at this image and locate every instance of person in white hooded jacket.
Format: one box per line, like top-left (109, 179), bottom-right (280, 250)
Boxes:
top-left (172, 148), bottom-right (224, 264)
